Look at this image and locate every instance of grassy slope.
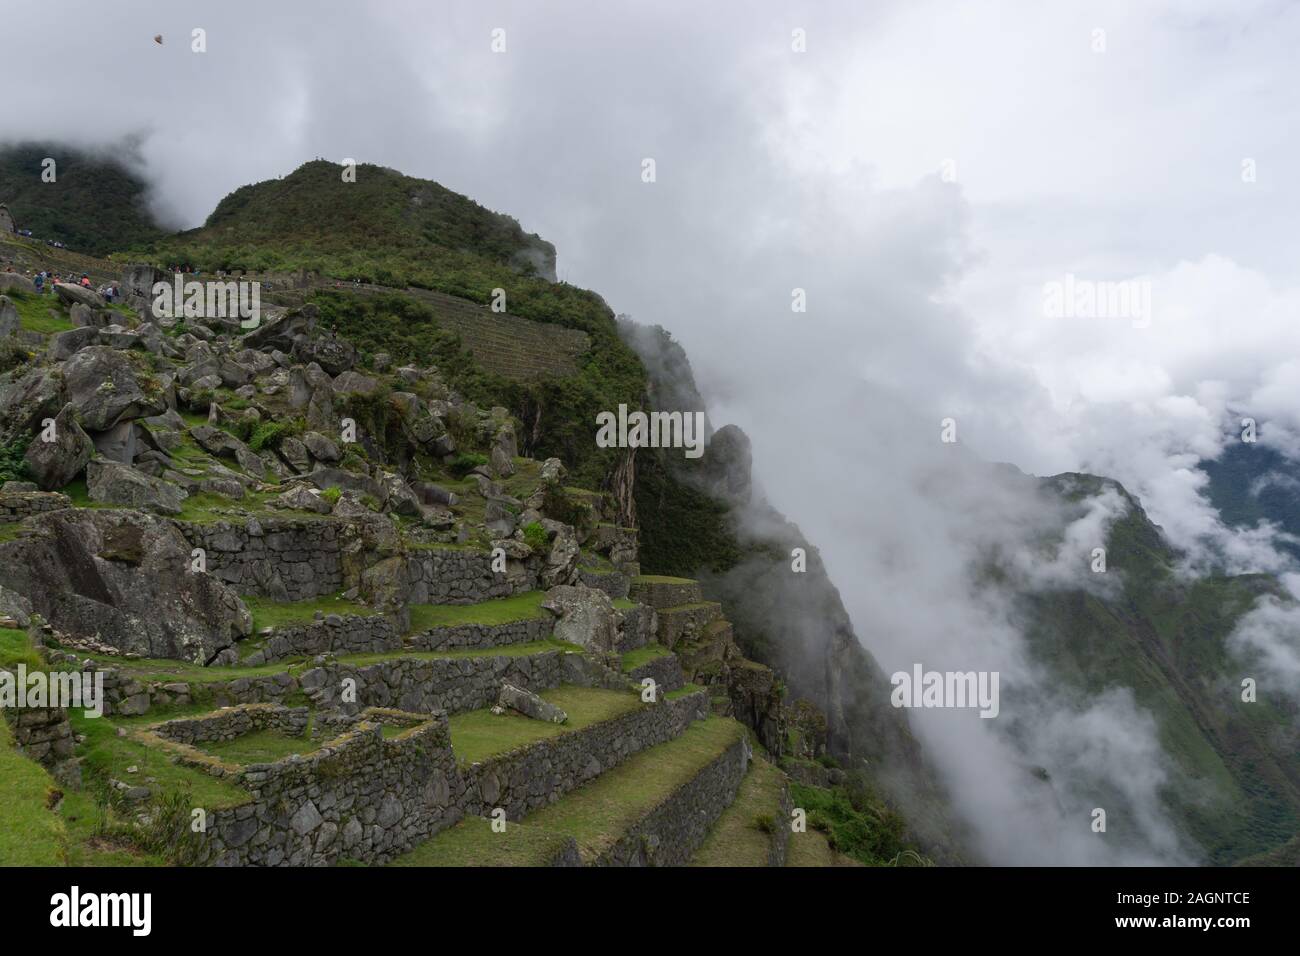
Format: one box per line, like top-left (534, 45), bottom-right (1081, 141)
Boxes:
top-left (0, 717), bottom-right (66, 865)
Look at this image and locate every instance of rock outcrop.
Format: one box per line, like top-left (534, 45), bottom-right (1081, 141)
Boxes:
top-left (0, 508), bottom-right (252, 663)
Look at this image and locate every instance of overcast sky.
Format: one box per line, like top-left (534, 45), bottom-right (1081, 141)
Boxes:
top-left (8, 0), bottom-right (1298, 863)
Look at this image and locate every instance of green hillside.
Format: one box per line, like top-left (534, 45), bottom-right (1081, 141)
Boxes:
top-left (1020, 474), bottom-right (1300, 863)
top-left (0, 141), bottom-right (166, 255)
top-left (134, 159), bottom-right (554, 283)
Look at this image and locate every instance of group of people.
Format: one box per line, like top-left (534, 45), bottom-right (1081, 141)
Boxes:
top-left (25, 270), bottom-right (119, 300)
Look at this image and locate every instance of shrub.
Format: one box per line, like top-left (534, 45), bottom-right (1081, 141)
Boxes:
top-left (753, 813), bottom-right (777, 834)
top-left (448, 452), bottom-right (488, 478)
top-left (321, 486), bottom-right (342, 504)
top-left (522, 521), bottom-right (549, 552)
top-left (248, 418), bottom-right (302, 452)
top-left (0, 435), bottom-right (32, 484)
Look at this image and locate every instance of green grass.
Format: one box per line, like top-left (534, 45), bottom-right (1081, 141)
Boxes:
top-left (692, 754), bottom-right (787, 866)
top-left (3, 288), bottom-right (74, 334)
top-left (408, 591), bottom-right (548, 631)
top-left (242, 593), bottom-right (377, 632)
top-left (0, 625), bottom-right (42, 670)
top-left (448, 685), bottom-right (642, 765)
top-left (620, 644), bottom-right (669, 673)
top-left (389, 815), bottom-right (574, 867)
top-left (199, 729), bottom-right (321, 765)
top-left (665, 683), bottom-right (704, 700)
top-left (521, 716), bottom-right (744, 861)
top-left (632, 574), bottom-right (698, 585)
top-left (57, 788), bottom-right (168, 867)
top-left (397, 716), bottom-right (745, 866)
top-left (71, 710), bottom-right (251, 811)
top-left (786, 827), bottom-right (859, 867)
top-left (0, 717), bottom-right (66, 864)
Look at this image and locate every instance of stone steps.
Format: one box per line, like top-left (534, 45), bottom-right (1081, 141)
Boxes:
top-left (628, 575), bottom-right (703, 609)
top-left (691, 753), bottom-right (792, 867)
top-left (655, 601), bottom-right (724, 649)
top-left (390, 715), bottom-right (749, 866)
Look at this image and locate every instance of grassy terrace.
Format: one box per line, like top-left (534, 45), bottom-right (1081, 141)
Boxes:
top-left (665, 683), bottom-right (704, 700)
top-left (199, 729), bottom-right (322, 765)
top-left (61, 638), bottom-right (582, 686)
top-left (496, 716), bottom-right (743, 862)
top-left (72, 710), bottom-right (250, 810)
top-left (692, 753), bottom-right (786, 866)
top-left (408, 590), bottom-right (548, 630)
top-left (389, 815), bottom-right (574, 867)
top-left (620, 643), bottom-right (670, 672)
top-left (0, 717), bottom-right (65, 865)
top-left (633, 574), bottom-right (697, 585)
top-left (448, 685), bottom-right (642, 765)
top-left (397, 716), bottom-right (745, 866)
top-left (242, 593), bottom-right (378, 632)
top-left (0, 625), bottom-right (42, 670)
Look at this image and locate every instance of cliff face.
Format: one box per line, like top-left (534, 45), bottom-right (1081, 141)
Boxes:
top-left (619, 321), bottom-right (967, 860)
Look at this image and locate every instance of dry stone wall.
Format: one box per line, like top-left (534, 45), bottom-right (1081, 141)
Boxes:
top-left (203, 715), bottom-right (461, 866)
top-left (593, 731), bottom-right (749, 866)
top-left (299, 650), bottom-right (627, 717)
top-left (406, 547), bottom-right (538, 604)
top-left (243, 614), bottom-right (399, 665)
top-left (177, 516), bottom-right (345, 601)
top-left (0, 488), bottom-right (71, 522)
top-left (457, 690), bottom-right (709, 820)
top-left (407, 616), bottom-right (551, 652)
top-left (153, 703), bottom-right (309, 745)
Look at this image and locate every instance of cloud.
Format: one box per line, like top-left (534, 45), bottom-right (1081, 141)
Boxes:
top-left (5, 0), bottom-right (1298, 863)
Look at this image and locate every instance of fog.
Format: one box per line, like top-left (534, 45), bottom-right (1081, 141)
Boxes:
top-left (7, 0), bottom-right (1299, 863)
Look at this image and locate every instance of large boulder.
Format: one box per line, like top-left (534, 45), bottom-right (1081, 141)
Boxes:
top-left (495, 683), bottom-right (568, 724)
top-left (293, 333), bottom-right (356, 377)
top-left (331, 369), bottom-right (380, 396)
top-left (91, 420), bottom-right (139, 464)
top-left (63, 346), bottom-right (166, 430)
top-left (0, 508), bottom-right (251, 663)
top-left (49, 326), bottom-right (100, 361)
top-left (241, 304), bottom-right (317, 352)
top-left (53, 282), bottom-right (107, 310)
top-left (86, 459), bottom-right (187, 515)
top-left (0, 365), bottom-right (65, 445)
top-left (302, 431), bottom-right (340, 462)
top-left (541, 584), bottom-right (620, 652)
top-left (269, 484), bottom-right (332, 514)
top-left (539, 518), bottom-right (579, 588)
top-left (0, 274), bottom-right (36, 294)
top-left (189, 424), bottom-right (265, 477)
top-left (0, 295), bottom-right (18, 337)
top-left (23, 404), bottom-right (93, 490)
